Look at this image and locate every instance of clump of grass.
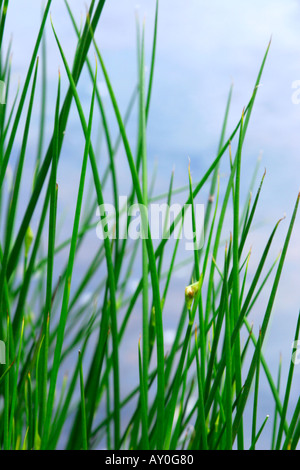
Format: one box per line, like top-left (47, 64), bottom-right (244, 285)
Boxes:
top-left (0, 0), bottom-right (299, 450)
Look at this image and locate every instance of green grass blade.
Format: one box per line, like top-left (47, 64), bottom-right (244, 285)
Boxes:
top-left (232, 191), bottom-right (300, 443)
top-left (275, 311), bottom-right (300, 449)
top-left (42, 43), bottom-right (97, 447)
top-left (249, 415), bottom-right (269, 450)
top-left (0, 1), bottom-right (51, 190)
top-left (138, 339), bottom-right (149, 450)
top-left (79, 350), bottom-right (88, 450)
top-left (251, 329), bottom-right (261, 449)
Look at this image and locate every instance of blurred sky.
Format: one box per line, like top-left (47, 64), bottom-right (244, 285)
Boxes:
top-left (5, 0), bottom-right (300, 206)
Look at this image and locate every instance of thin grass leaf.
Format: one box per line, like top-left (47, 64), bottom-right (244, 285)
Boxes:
top-left (42, 43), bottom-right (97, 448)
top-left (251, 329), bottom-right (261, 450)
top-left (249, 415), bottom-right (269, 450)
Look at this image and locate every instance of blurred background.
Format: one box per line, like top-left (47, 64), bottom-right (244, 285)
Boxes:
top-left (3, 0), bottom-right (300, 448)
